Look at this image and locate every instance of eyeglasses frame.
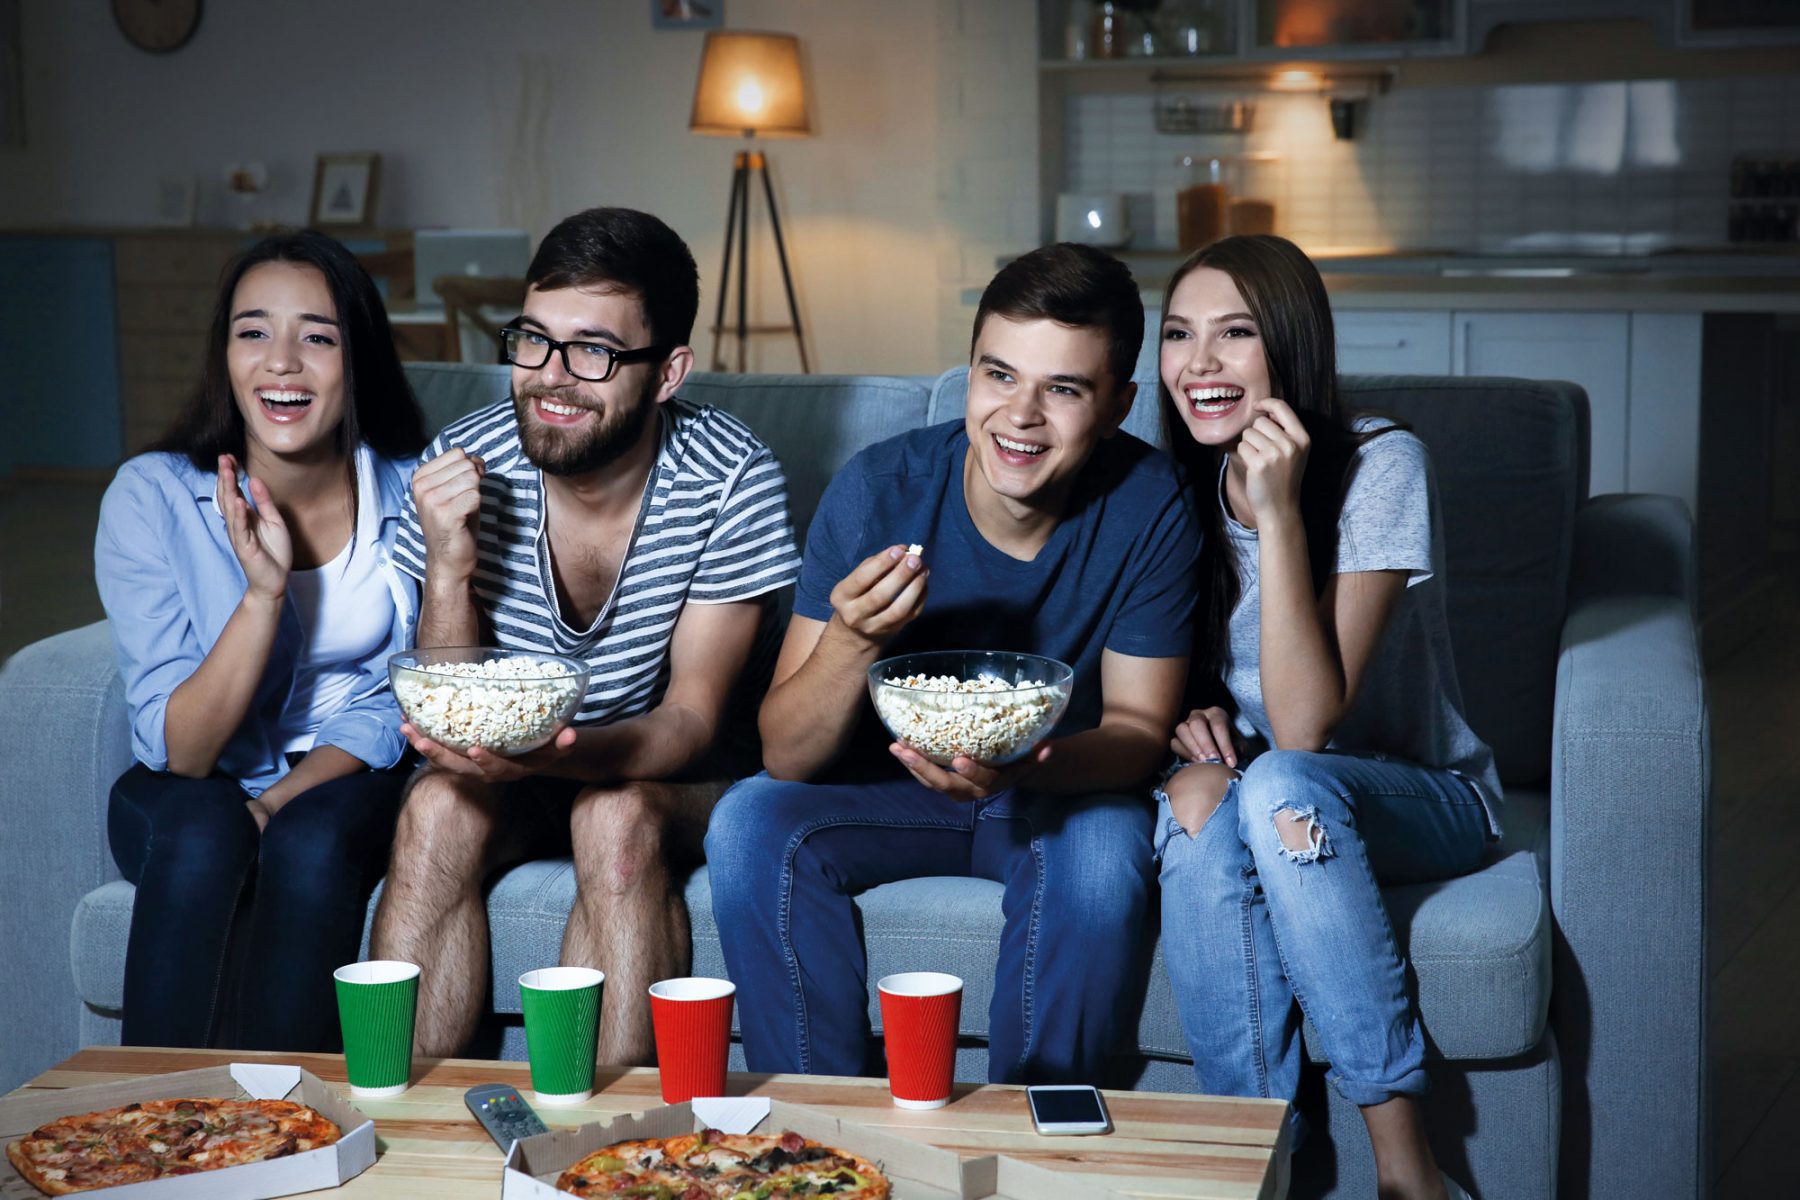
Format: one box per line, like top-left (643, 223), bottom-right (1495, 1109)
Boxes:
top-left (498, 322), bottom-right (676, 383)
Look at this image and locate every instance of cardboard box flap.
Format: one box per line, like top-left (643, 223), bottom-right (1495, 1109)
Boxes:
top-left (229, 1064), bottom-right (301, 1101)
top-left (0, 1064), bottom-right (376, 1200)
top-left (503, 1097), bottom-right (995, 1200)
top-left (689, 1096), bottom-right (770, 1134)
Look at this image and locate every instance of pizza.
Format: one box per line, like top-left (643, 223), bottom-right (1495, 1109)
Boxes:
top-left (555, 1128), bottom-right (890, 1199)
top-left (5, 1097), bottom-right (340, 1196)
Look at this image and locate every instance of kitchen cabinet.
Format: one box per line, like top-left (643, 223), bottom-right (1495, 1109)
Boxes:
top-left (1250, 0), bottom-right (1464, 57)
top-left (1334, 306), bottom-right (1704, 510)
top-left (1333, 310), bottom-right (1453, 375)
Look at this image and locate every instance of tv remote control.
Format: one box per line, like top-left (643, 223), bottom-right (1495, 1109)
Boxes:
top-left (465, 1083), bottom-right (550, 1150)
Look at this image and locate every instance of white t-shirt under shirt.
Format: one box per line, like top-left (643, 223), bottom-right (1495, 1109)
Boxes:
top-left (393, 397), bottom-right (802, 734)
top-left (277, 450), bottom-right (396, 753)
top-left (1220, 417), bottom-right (1505, 835)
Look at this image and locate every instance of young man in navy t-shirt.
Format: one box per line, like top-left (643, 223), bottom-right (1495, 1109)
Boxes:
top-left (705, 244), bottom-right (1200, 1084)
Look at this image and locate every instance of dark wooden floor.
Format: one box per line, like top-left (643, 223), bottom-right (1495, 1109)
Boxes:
top-left (1705, 565), bottom-right (1800, 1196)
top-left (3, 479), bottom-right (1796, 1192)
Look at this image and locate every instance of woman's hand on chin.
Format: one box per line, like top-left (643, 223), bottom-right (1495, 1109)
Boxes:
top-left (1236, 398), bottom-right (1310, 522)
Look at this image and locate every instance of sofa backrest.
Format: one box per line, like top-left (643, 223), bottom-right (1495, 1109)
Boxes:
top-left (402, 361), bottom-right (1586, 786)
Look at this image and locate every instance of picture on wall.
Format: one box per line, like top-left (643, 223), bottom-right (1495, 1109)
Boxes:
top-left (652, 0), bottom-right (721, 29)
top-left (310, 153), bottom-right (381, 229)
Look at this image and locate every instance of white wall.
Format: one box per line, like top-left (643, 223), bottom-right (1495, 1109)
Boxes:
top-left (0, 0), bottom-right (1038, 376)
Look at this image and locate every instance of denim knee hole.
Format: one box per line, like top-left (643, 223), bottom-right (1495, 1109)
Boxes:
top-left (1273, 805), bottom-right (1331, 864)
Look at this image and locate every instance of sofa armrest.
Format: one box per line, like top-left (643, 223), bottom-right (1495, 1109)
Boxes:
top-left (1569, 493), bottom-right (1696, 610)
top-left (0, 622), bottom-right (132, 1089)
top-left (1551, 498), bottom-right (1709, 1200)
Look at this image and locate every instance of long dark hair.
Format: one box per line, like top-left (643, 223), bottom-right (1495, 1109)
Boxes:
top-left (1156, 235), bottom-right (1403, 686)
top-left (153, 229), bottom-right (427, 469)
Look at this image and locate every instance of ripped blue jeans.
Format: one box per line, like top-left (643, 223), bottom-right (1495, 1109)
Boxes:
top-left (1154, 749), bottom-right (1491, 1108)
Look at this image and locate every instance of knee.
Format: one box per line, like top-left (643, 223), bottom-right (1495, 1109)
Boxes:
top-left (1048, 797), bottom-right (1157, 920)
top-left (571, 783), bottom-right (667, 897)
top-left (703, 775), bottom-right (804, 874)
top-left (1163, 764), bottom-right (1234, 836)
top-left (386, 770), bottom-right (491, 878)
top-left (150, 784), bottom-right (259, 856)
top-left (1237, 751), bottom-right (1342, 864)
top-left (261, 801), bottom-right (378, 883)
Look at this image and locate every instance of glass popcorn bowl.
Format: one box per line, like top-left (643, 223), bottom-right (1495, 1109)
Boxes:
top-left (388, 648), bottom-right (589, 756)
top-left (866, 650), bottom-right (1075, 767)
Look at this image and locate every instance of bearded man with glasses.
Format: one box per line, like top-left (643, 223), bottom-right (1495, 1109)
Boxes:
top-left (374, 207), bottom-right (801, 1064)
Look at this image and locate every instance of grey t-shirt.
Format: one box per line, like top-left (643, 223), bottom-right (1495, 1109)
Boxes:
top-left (1221, 418), bottom-right (1504, 835)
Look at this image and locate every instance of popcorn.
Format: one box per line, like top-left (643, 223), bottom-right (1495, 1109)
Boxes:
top-left (873, 671), bottom-right (1059, 764)
top-left (393, 656), bottom-right (584, 754)
top-left (906, 543), bottom-right (924, 556)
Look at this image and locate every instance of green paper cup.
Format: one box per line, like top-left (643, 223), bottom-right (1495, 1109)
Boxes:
top-left (333, 960), bottom-right (420, 1097)
top-left (519, 967), bottom-right (604, 1106)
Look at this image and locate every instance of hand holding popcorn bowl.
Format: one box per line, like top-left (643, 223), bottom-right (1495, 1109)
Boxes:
top-left (389, 648), bottom-right (588, 756)
top-left (867, 650), bottom-right (1075, 767)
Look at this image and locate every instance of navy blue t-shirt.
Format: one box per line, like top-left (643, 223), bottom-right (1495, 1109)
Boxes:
top-left (794, 420), bottom-right (1201, 778)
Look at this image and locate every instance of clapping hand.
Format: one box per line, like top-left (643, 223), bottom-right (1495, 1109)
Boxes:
top-left (217, 455), bottom-right (291, 601)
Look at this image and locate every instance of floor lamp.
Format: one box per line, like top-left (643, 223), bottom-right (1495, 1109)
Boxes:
top-left (690, 31), bottom-right (811, 373)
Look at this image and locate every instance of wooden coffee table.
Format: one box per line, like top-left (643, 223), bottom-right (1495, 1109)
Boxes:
top-left (9, 1047), bottom-right (1288, 1199)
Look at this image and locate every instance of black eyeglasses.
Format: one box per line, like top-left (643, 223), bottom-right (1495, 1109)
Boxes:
top-left (499, 324), bottom-right (674, 383)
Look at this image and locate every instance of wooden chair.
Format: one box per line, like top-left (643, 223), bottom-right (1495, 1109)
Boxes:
top-left (433, 275), bottom-right (527, 363)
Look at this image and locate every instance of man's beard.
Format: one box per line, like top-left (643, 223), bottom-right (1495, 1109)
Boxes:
top-left (513, 379), bottom-right (658, 478)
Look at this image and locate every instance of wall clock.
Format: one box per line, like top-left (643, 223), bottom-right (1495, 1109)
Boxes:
top-left (112, 0), bottom-right (202, 55)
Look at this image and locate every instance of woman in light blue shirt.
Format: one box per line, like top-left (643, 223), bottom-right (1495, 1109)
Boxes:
top-left (94, 230), bottom-right (427, 1050)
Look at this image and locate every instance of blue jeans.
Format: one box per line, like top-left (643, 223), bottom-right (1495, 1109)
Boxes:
top-left (108, 762), bottom-right (407, 1051)
top-left (705, 773), bottom-right (1155, 1084)
top-left (1155, 749), bottom-right (1491, 1108)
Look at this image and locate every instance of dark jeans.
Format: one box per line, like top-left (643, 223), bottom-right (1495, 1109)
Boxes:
top-left (107, 762), bottom-right (408, 1051)
top-left (704, 772), bottom-right (1156, 1085)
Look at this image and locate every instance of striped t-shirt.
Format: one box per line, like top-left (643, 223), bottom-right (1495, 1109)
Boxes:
top-left (394, 397), bottom-right (802, 731)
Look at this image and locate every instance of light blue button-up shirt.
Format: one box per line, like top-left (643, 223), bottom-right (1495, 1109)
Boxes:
top-left (93, 446), bottom-right (419, 795)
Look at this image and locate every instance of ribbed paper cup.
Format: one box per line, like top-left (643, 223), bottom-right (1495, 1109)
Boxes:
top-left (333, 960), bottom-right (420, 1097)
top-left (878, 972), bottom-right (963, 1109)
top-left (519, 967), bottom-right (604, 1106)
top-left (649, 977), bottom-right (735, 1104)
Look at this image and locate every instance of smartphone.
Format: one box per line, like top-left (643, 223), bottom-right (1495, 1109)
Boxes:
top-left (1026, 1084), bottom-right (1112, 1136)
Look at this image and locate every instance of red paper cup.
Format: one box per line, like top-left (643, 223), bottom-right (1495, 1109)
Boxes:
top-left (649, 977), bottom-right (735, 1104)
top-left (878, 971), bottom-right (963, 1109)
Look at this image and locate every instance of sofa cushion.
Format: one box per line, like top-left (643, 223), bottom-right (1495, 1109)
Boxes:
top-left (70, 792), bottom-right (1548, 1063)
top-left (1346, 377), bottom-right (1584, 785)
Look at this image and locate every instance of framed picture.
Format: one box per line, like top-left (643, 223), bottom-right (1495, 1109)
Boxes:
top-left (652, 0), bottom-right (721, 29)
top-left (310, 152), bottom-right (381, 229)
top-left (152, 176), bottom-right (197, 227)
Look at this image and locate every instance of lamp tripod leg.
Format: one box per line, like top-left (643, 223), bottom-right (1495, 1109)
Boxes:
top-left (711, 153), bottom-right (747, 373)
top-left (756, 159), bottom-right (809, 374)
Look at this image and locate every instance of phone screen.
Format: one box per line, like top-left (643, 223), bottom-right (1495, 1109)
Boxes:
top-left (1029, 1088), bottom-right (1107, 1124)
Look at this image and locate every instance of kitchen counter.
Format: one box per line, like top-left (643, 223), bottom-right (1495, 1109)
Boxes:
top-left (1317, 271), bottom-right (1800, 313)
top-left (1088, 247), bottom-right (1800, 311)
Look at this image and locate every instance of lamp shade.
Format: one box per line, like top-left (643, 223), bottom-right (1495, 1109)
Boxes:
top-left (689, 31), bottom-right (809, 137)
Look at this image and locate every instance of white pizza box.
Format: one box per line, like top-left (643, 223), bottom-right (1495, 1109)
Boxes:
top-left (502, 1096), bottom-right (999, 1200)
top-left (0, 1063), bottom-right (376, 1199)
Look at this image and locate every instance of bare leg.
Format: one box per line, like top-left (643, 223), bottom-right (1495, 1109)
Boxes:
top-left (561, 779), bottom-right (722, 1065)
top-left (1361, 1096), bottom-right (1451, 1200)
top-left (370, 769), bottom-right (504, 1058)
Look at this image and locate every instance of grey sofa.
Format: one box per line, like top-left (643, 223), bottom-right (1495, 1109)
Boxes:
top-left (0, 352), bottom-right (1707, 1200)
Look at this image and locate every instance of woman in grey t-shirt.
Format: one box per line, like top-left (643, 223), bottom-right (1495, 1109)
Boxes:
top-left (1152, 235), bottom-right (1495, 1200)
